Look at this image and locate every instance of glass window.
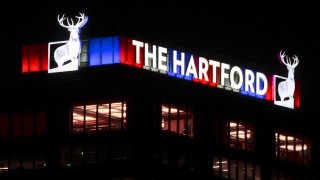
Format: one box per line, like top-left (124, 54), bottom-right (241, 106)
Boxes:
top-left (72, 101), bottom-right (127, 134)
top-left (72, 145), bottom-right (84, 166)
top-left (3, 147), bottom-right (46, 172)
top-left (23, 148), bottom-right (33, 169)
top-left (84, 144), bottom-right (96, 165)
top-left (35, 148), bottom-right (46, 169)
top-left (35, 112), bottom-right (46, 136)
top-left (60, 146), bottom-right (71, 167)
top-left (161, 104), bottom-right (193, 137)
top-left (0, 114), bottom-right (9, 139)
top-left (80, 40), bottom-right (88, 67)
top-left (275, 132), bottom-right (310, 164)
top-left (213, 156), bottom-right (261, 180)
top-left (0, 152), bottom-right (8, 172)
top-left (73, 105), bottom-right (84, 134)
top-left (13, 113), bottom-right (22, 138)
top-left (0, 111), bottom-right (46, 140)
top-left (9, 152), bottom-right (21, 170)
top-left (228, 120), bottom-right (254, 151)
top-left (23, 112), bottom-right (34, 137)
top-left (85, 104), bottom-right (97, 133)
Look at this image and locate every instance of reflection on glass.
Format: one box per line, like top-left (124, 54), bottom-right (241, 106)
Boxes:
top-left (275, 132), bottom-right (309, 164)
top-left (0, 152), bottom-right (8, 172)
top-left (72, 101), bottom-right (127, 134)
top-left (161, 105), bottom-right (193, 137)
top-left (229, 121), bottom-right (253, 151)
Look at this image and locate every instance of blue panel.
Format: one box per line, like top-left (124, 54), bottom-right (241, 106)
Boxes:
top-left (167, 48), bottom-right (175, 77)
top-left (113, 36), bottom-right (120, 64)
top-left (88, 38), bottom-right (102, 66)
top-left (175, 50), bottom-right (184, 79)
top-left (184, 53), bottom-right (192, 81)
top-left (101, 37), bottom-right (114, 65)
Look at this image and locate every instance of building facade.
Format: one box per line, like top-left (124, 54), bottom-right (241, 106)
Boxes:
top-left (0, 33), bottom-right (317, 179)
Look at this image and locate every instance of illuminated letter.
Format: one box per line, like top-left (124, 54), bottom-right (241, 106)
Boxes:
top-left (256, 72), bottom-right (268, 95)
top-left (158, 46), bottom-right (168, 72)
top-left (221, 63), bottom-right (230, 86)
top-left (230, 66), bottom-right (243, 89)
top-left (173, 50), bottom-right (185, 75)
top-left (185, 55), bottom-right (198, 78)
top-left (245, 69), bottom-right (255, 93)
top-left (132, 40), bottom-right (144, 64)
top-left (144, 43), bottom-right (157, 68)
top-left (209, 60), bottom-right (220, 83)
top-left (199, 57), bottom-right (209, 81)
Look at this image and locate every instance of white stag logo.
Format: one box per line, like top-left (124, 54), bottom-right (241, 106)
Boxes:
top-left (278, 51), bottom-right (299, 101)
top-left (53, 13), bottom-right (88, 71)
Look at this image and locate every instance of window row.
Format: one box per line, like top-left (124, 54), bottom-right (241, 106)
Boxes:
top-left (275, 132), bottom-right (310, 164)
top-left (0, 112), bottom-right (46, 139)
top-left (72, 101), bottom-right (127, 134)
top-left (60, 143), bottom-right (127, 167)
top-left (222, 120), bottom-right (310, 165)
top-left (71, 102), bottom-right (195, 138)
top-left (0, 148), bottom-right (45, 172)
top-left (213, 156), bottom-right (261, 180)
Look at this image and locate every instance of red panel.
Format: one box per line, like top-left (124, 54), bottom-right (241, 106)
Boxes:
top-left (22, 46), bottom-right (29, 73)
top-left (120, 36), bottom-right (127, 64)
top-left (120, 36), bottom-right (143, 68)
top-left (29, 45), bottom-right (41, 72)
top-left (265, 74), bottom-right (273, 101)
top-left (41, 44), bottom-right (48, 71)
top-left (36, 112), bottom-right (46, 136)
top-left (135, 42), bottom-right (144, 68)
top-left (126, 37), bottom-right (135, 65)
top-left (23, 112), bottom-right (34, 137)
top-left (13, 113), bottom-right (22, 138)
top-left (0, 114), bottom-right (9, 139)
top-left (294, 81), bottom-right (300, 109)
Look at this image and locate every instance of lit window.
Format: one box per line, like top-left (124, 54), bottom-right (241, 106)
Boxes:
top-left (161, 105), bottom-right (193, 137)
top-left (228, 121), bottom-right (254, 151)
top-left (72, 101), bottom-right (127, 134)
top-left (275, 132), bottom-right (310, 164)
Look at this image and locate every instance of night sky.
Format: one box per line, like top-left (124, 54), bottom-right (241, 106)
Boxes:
top-left (1, 2), bottom-right (319, 117)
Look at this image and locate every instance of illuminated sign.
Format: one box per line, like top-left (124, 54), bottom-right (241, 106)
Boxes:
top-left (124, 38), bottom-right (299, 109)
top-left (273, 51), bottom-right (299, 109)
top-left (131, 40), bottom-right (268, 96)
top-left (48, 13), bottom-right (88, 73)
top-left (22, 35), bottom-right (300, 109)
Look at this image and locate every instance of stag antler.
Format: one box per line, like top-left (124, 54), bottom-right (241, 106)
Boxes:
top-left (75, 13), bottom-right (88, 29)
top-left (57, 13), bottom-right (88, 29)
top-left (280, 51), bottom-right (299, 68)
top-left (57, 14), bottom-right (69, 28)
top-left (291, 55), bottom-right (299, 68)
